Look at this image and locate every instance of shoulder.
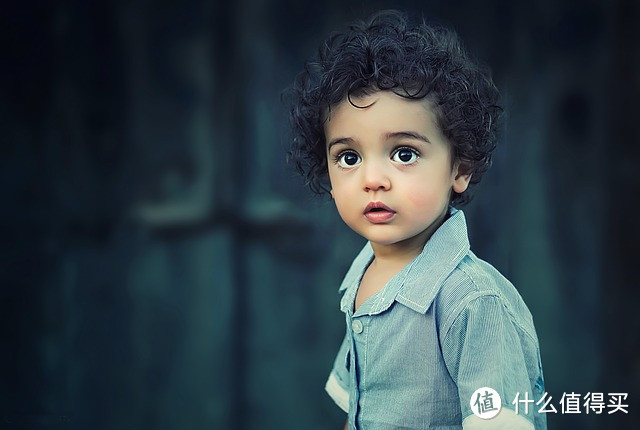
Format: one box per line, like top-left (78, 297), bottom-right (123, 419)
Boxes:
top-left (434, 251), bottom-right (537, 344)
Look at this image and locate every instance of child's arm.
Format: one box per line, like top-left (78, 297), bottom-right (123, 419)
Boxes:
top-left (325, 329), bottom-right (351, 413)
top-left (440, 294), bottom-right (544, 429)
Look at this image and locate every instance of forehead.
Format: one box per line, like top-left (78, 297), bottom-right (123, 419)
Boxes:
top-left (324, 91), bottom-right (441, 141)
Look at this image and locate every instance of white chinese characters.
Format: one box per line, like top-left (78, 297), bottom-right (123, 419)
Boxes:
top-left (470, 387), bottom-right (502, 419)
top-left (511, 391), bottom-right (628, 415)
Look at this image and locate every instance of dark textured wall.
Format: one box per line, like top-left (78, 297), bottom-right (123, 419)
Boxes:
top-left (2, 0), bottom-right (638, 429)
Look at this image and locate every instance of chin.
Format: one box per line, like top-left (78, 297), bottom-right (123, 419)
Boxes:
top-left (363, 234), bottom-right (406, 246)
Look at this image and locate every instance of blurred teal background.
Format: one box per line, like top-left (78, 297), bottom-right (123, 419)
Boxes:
top-left (2, 0), bottom-right (638, 429)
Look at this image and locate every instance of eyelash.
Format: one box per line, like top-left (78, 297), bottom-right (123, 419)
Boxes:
top-left (331, 151), bottom-right (360, 168)
top-left (391, 146), bottom-right (420, 164)
top-left (331, 146), bottom-right (421, 168)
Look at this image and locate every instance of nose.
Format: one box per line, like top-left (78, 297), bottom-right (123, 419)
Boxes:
top-left (362, 160), bottom-right (391, 192)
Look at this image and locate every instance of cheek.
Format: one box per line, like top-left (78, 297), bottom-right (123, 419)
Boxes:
top-left (328, 166), bottom-right (346, 188)
top-left (330, 186), bottom-right (358, 218)
top-left (330, 182), bottom-right (352, 204)
top-left (333, 197), bottom-right (362, 229)
top-left (404, 174), bottom-right (451, 209)
top-left (329, 170), bottom-right (357, 196)
top-left (407, 189), bottom-right (440, 211)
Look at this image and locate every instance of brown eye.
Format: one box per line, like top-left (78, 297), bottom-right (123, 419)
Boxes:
top-left (337, 151), bottom-right (361, 167)
top-left (391, 148), bottom-right (419, 164)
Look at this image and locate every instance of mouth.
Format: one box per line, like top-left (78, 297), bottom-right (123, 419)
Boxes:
top-left (363, 202), bottom-right (396, 223)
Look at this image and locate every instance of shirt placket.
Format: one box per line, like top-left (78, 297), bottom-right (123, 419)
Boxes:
top-left (344, 309), bottom-right (357, 429)
top-left (348, 310), bottom-right (371, 429)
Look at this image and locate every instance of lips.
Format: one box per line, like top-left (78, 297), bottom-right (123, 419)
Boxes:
top-left (364, 202), bottom-right (396, 223)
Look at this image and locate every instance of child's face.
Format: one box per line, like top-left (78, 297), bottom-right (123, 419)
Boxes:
top-left (325, 91), bottom-right (470, 249)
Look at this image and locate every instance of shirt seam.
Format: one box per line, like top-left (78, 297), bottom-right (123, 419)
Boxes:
top-left (438, 264), bottom-right (481, 337)
top-left (396, 246), bottom-right (468, 312)
top-left (446, 265), bottom-right (539, 346)
top-left (460, 258), bottom-right (539, 344)
top-left (441, 289), bottom-right (497, 342)
top-left (372, 285), bottom-right (386, 314)
top-left (360, 318), bottom-right (369, 424)
top-left (398, 295), bottom-right (422, 308)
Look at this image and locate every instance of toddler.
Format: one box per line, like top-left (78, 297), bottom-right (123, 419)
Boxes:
top-left (287, 10), bottom-right (546, 430)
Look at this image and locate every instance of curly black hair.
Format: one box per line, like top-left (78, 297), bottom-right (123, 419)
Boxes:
top-left (286, 10), bottom-right (502, 206)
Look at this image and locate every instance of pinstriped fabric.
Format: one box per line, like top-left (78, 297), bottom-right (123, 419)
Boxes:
top-left (325, 209), bottom-right (547, 429)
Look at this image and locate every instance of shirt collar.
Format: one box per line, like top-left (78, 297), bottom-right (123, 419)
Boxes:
top-left (338, 208), bottom-right (470, 315)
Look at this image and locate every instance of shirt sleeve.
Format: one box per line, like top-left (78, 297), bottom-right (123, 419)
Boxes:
top-left (441, 294), bottom-right (544, 429)
top-left (324, 329), bottom-right (351, 413)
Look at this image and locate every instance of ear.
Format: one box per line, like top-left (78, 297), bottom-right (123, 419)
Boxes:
top-left (330, 189), bottom-right (334, 199)
top-left (452, 161), bottom-right (472, 194)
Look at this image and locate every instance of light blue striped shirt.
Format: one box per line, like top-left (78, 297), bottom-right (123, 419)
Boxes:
top-left (325, 208), bottom-right (547, 429)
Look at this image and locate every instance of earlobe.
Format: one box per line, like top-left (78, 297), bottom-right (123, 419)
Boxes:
top-left (330, 189), bottom-right (334, 199)
top-left (452, 173), bottom-right (472, 194)
top-left (452, 162), bottom-right (472, 194)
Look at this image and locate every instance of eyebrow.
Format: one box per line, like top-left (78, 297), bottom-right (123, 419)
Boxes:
top-left (327, 131), bottom-right (431, 151)
top-left (384, 131), bottom-right (431, 144)
top-left (326, 137), bottom-right (355, 151)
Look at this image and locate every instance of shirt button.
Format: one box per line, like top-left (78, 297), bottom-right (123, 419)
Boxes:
top-left (352, 319), bottom-right (363, 334)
